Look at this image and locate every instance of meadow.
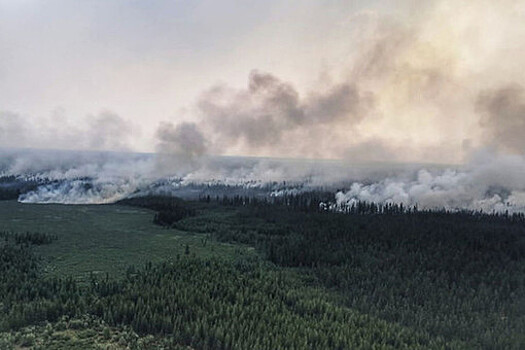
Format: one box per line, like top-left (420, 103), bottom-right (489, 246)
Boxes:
top-left (0, 201), bottom-right (252, 280)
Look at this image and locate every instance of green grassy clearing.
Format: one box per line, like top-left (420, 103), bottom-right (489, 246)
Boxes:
top-left (0, 201), bottom-right (254, 281)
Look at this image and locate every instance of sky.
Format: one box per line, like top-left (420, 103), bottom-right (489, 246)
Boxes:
top-left (1, 0), bottom-right (525, 163)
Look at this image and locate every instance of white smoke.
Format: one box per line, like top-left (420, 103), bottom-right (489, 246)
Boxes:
top-left (1, 149), bottom-right (155, 204)
top-left (3, 148), bottom-right (525, 214)
top-left (335, 151), bottom-right (525, 213)
top-left (18, 179), bottom-right (138, 204)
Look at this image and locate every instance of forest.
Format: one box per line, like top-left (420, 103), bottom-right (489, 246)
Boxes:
top-left (1, 194), bottom-right (525, 349)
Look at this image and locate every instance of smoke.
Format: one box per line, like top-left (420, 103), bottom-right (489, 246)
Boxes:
top-left (156, 122), bottom-right (207, 158)
top-left (477, 84), bottom-right (525, 154)
top-left (0, 150), bottom-right (153, 204)
top-left (342, 139), bottom-right (401, 163)
top-left (0, 111), bottom-right (29, 149)
top-left (153, 59), bottom-right (376, 159)
top-left (155, 121), bottom-right (208, 176)
top-left (2, 0), bottom-right (525, 212)
top-left (0, 148), bottom-right (423, 204)
top-left (1, 147), bottom-right (524, 214)
top-left (1, 0), bottom-right (524, 164)
top-left (180, 70), bottom-right (372, 157)
top-left (0, 109), bottom-right (135, 152)
top-left (153, 0), bottom-right (525, 162)
top-left (332, 149), bottom-right (525, 213)
top-left (18, 179), bottom-right (139, 205)
top-left (86, 111), bottom-right (133, 151)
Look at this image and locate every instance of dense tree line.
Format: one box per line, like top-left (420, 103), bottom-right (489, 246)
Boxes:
top-left (0, 314), bottom-right (191, 350)
top-left (3, 194), bottom-right (525, 348)
top-left (0, 176), bottom-right (40, 201)
top-left (1, 231), bottom-right (57, 246)
top-left (118, 196), bottom-right (196, 226)
top-left (202, 191), bottom-right (525, 221)
top-left (92, 258), bottom-right (461, 349)
top-left (172, 199), bottom-right (525, 348)
top-left (0, 231), bottom-right (79, 331)
top-left (199, 191), bottom-right (333, 213)
top-left (0, 188), bottom-right (20, 201)
top-left (0, 232), bottom-right (458, 349)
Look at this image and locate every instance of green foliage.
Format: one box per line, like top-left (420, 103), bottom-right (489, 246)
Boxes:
top-left (0, 201), bottom-right (246, 279)
top-left (174, 203), bottom-right (525, 348)
top-left (0, 231), bottom-right (63, 331)
top-left (0, 236), bottom-right (455, 349)
top-left (0, 315), bottom-right (188, 350)
top-left (0, 176), bottom-right (39, 201)
top-left (0, 188), bottom-right (19, 201)
top-left (0, 231), bottom-right (57, 246)
top-left (0, 234), bottom-right (80, 331)
top-left (2, 197), bottom-right (525, 348)
top-left (118, 196), bottom-right (196, 226)
top-left (88, 258), bottom-right (455, 349)
top-left (0, 228), bottom-right (457, 349)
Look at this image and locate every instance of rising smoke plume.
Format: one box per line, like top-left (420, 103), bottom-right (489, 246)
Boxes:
top-left (154, 0), bottom-right (524, 163)
top-left (195, 70), bottom-right (372, 154)
top-left (2, 0), bottom-right (525, 211)
top-left (155, 121), bottom-right (208, 175)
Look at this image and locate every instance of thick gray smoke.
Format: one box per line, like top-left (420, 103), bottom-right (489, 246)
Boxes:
top-left (154, 68), bottom-right (375, 159)
top-left (194, 70), bottom-right (372, 153)
top-left (153, 0), bottom-right (524, 163)
top-left (155, 121), bottom-right (208, 176)
top-left (156, 122), bottom-right (207, 158)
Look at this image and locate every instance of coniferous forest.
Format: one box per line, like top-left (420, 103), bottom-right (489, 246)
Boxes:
top-left (1, 195), bottom-right (525, 349)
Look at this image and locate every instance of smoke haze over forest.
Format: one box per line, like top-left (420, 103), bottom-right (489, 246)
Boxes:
top-left (1, 0), bottom-right (525, 210)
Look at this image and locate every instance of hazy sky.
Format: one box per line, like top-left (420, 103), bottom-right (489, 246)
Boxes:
top-left (1, 0), bottom-right (525, 163)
